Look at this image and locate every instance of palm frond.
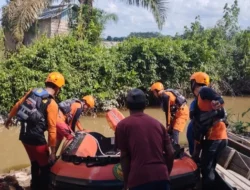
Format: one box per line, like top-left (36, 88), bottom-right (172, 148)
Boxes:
top-left (120, 0), bottom-right (168, 30)
top-left (2, 0), bottom-right (53, 43)
top-left (99, 11), bottom-right (118, 26)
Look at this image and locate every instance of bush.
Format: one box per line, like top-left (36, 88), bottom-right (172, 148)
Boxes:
top-left (0, 35), bottom-right (139, 114)
top-left (1, 19), bottom-right (250, 115)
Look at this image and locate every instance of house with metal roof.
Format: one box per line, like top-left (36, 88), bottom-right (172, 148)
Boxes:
top-left (24, 4), bottom-right (78, 43)
top-left (5, 4), bottom-right (78, 50)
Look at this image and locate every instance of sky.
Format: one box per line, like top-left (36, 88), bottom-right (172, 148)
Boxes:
top-left (94, 0), bottom-right (250, 38)
top-left (0, 0), bottom-right (250, 38)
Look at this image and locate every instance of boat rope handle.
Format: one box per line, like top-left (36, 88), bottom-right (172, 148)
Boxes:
top-left (91, 135), bottom-right (120, 157)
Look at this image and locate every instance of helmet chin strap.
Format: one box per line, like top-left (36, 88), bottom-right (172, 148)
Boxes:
top-left (190, 80), bottom-right (196, 94)
top-left (191, 83), bottom-right (205, 97)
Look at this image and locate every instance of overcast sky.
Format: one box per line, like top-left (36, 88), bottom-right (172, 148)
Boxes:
top-left (0, 0), bottom-right (249, 38)
top-left (94, 0), bottom-right (250, 38)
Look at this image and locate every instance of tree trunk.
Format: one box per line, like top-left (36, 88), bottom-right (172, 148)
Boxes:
top-left (78, 0), bottom-right (93, 7)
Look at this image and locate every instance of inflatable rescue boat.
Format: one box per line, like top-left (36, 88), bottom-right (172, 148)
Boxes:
top-left (50, 108), bottom-right (199, 190)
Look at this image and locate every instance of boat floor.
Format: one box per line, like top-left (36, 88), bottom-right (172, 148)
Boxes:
top-left (216, 164), bottom-right (250, 190)
top-left (183, 165), bottom-right (250, 190)
top-left (184, 148), bottom-right (250, 190)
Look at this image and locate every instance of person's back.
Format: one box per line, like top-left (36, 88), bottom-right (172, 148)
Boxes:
top-left (150, 82), bottom-right (189, 144)
top-left (58, 96), bottom-right (95, 132)
top-left (118, 113), bottom-right (169, 187)
top-left (5, 72), bottom-right (65, 190)
top-left (162, 90), bottom-right (189, 132)
top-left (116, 88), bottom-right (174, 190)
top-left (55, 96), bottom-right (95, 153)
top-left (69, 101), bottom-right (83, 131)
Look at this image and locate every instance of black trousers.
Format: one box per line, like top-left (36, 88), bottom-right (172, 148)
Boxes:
top-left (200, 139), bottom-right (227, 190)
top-left (30, 161), bottom-right (50, 190)
top-left (169, 129), bottom-right (179, 145)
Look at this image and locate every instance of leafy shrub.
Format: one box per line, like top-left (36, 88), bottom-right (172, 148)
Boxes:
top-left (0, 35), bottom-right (139, 114)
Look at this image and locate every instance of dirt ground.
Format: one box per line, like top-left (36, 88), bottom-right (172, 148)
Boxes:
top-left (0, 167), bottom-right (31, 189)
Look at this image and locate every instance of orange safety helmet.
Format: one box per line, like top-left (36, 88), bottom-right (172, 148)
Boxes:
top-left (45, 72), bottom-right (65, 88)
top-left (82, 95), bottom-right (95, 108)
top-left (190, 72), bottom-right (210, 86)
top-left (150, 82), bottom-right (164, 91)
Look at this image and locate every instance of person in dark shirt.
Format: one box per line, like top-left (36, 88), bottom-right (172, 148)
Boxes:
top-left (187, 72), bottom-right (210, 155)
top-left (190, 72), bottom-right (228, 190)
top-left (115, 88), bottom-right (174, 190)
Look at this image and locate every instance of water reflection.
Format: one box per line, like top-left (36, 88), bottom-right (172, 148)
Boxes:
top-left (0, 96), bottom-right (250, 173)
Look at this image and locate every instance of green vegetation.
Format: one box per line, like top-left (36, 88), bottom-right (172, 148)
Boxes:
top-left (106, 32), bottom-right (163, 41)
top-left (1, 0), bottom-right (168, 49)
top-left (0, 0), bottom-right (249, 122)
top-left (228, 108), bottom-right (250, 135)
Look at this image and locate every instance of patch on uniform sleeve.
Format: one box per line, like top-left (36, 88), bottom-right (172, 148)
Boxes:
top-left (112, 163), bottom-right (124, 181)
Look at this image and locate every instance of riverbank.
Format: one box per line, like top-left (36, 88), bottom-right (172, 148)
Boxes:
top-left (0, 167), bottom-right (31, 189)
top-left (1, 132), bottom-right (250, 190)
top-left (0, 97), bottom-right (249, 188)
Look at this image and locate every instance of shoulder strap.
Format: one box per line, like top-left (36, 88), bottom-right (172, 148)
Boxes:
top-left (32, 88), bottom-right (50, 99)
top-left (165, 89), bottom-right (181, 98)
top-left (71, 108), bottom-right (82, 132)
top-left (32, 88), bottom-right (51, 115)
top-left (59, 98), bottom-right (83, 117)
top-left (73, 98), bottom-right (83, 108)
top-left (165, 89), bottom-right (187, 106)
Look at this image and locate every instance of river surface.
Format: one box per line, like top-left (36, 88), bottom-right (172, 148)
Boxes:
top-left (0, 96), bottom-right (250, 173)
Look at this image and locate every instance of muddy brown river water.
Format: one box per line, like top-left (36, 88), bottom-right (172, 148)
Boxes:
top-left (0, 96), bottom-right (249, 173)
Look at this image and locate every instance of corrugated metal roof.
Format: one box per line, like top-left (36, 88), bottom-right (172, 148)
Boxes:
top-left (38, 4), bottom-right (75, 20)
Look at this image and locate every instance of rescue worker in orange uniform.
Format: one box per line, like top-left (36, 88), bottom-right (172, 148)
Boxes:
top-left (150, 82), bottom-right (189, 144)
top-left (187, 72), bottom-right (210, 155)
top-left (55, 95), bottom-right (95, 152)
top-left (190, 72), bottom-right (228, 190)
top-left (4, 72), bottom-right (65, 190)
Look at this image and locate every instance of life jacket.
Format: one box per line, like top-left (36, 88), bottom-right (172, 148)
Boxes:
top-left (161, 89), bottom-right (187, 127)
top-left (16, 88), bottom-right (50, 123)
top-left (58, 98), bottom-right (83, 124)
top-left (17, 88), bottom-right (52, 145)
top-left (192, 94), bottom-right (228, 141)
top-left (161, 89), bottom-right (187, 116)
top-left (165, 89), bottom-right (187, 107)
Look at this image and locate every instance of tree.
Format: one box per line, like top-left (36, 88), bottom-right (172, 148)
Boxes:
top-left (2, 0), bottom-right (53, 48)
top-left (2, 0), bottom-right (169, 48)
top-left (107, 36), bottom-right (112, 41)
top-left (119, 0), bottom-right (168, 29)
top-left (216, 0), bottom-right (240, 38)
top-left (128, 32), bottom-right (162, 38)
top-left (73, 5), bottom-right (118, 43)
top-left (182, 16), bottom-right (204, 40)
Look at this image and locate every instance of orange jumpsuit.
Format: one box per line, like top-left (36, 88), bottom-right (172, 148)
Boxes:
top-left (8, 88), bottom-right (58, 190)
top-left (196, 87), bottom-right (228, 141)
top-left (162, 91), bottom-right (189, 132)
top-left (194, 86), bottom-right (228, 190)
top-left (161, 90), bottom-right (189, 144)
top-left (56, 102), bottom-right (84, 141)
